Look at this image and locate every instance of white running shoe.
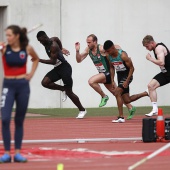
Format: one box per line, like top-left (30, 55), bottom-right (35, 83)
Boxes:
top-left (112, 117), bottom-right (125, 123)
top-left (145, 110), bottom-right (158, 117)
top-left (62, 91), bottom-right (67, 102)
top-left (76, 110), bottom-right (87, 119)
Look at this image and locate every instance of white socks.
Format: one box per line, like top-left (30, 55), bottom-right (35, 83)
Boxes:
top-left (152, 102), bottom-right (158, 112)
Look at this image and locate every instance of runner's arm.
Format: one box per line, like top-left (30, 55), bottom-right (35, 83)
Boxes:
top-left (121, 52), bottom-right (134, 82)
top-left (146, 46), bottom-right (165, 66)
top-left (105, 55), bottom-right (115, 84)
top-left (39, 44), bottom-right (59, 65)
top-left (53, 37), bottom-right (70, 56)
top-left (75, 42), bottom-right (89, 63)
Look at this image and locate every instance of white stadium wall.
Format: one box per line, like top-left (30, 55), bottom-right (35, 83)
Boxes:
top-left (0, 0), bottom-right (170, 108)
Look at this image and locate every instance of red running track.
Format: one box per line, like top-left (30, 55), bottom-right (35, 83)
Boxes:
top-left (0, 115), bottom-right (170, 170)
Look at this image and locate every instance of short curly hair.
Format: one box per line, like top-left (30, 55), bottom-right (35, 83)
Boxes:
top-left (36, 31), bottom-right (47, 38)
top-left (103, 40), bottom-right (114, 50)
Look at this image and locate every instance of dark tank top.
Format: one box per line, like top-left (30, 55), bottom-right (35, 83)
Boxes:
top-left (153, 43), bottom-right (170, 73)
top-left (45, 41), bottom-right (66, 67)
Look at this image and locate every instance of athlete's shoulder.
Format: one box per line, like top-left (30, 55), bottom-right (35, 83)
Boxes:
top-left (120, 50), bottom-right (129, 60)
top-left (115, 44), bottom-right (122, 49)
top-left (26, 44), bottom-right (32, 50)
top-left (50, 38), bottom-right (59, 48)
top-left (121, 50), bottom-right (127, 54)
top-left (98, 44), bottom-right (106, 56)
top-left (98, 44), bottom-right (104, 51)
top-left (50, 37), bottom-right (60, 42)
top-left (155, 44), bottom-right (166, 53)
top-left (26, 44), bottom-right (34, 55)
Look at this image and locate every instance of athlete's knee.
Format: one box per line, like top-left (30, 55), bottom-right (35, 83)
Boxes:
top-left (41, 79), bottom-right (49, 88)
top-left (123, 99), bottom-right (131, 104)
top-left (114, 89), bottom-right (121, 97)
top-left (41, 80), bottom-right (45, 87)
top-left (65, 87), bottom-right (73, 95)
top-left (88, 78), bottom-right (94, 86)
top-left (120, 93), bottom-right (131, 104)
top-left (41, 77), bottom-right (52, 88)
top-left (147, 83), bottom-right (155, 91)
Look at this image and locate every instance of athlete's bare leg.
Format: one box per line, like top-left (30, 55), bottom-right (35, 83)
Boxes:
top-left (104, 84), bottom-right (133, 109)
top-left (147, 79), bottom-right (160, 102)
top-left (41, 77), bottom-right (85, 111)
top-left (65, 87), bottom-right (85, 111)
top-left (145, 79), bottom-right (160, 116)
top-left (88, 73), bottom-right (107, 98)
top-left (41, 77), bottom-right (65, 91)
top-left (121, 91), bottom-right (148, 104)
top-left (88, 73), bottom-right (135, 117)
top-left (107, 86), bottom-right (125, 117)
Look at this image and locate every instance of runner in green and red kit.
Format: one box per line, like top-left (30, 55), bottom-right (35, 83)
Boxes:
top-left (103, 40), bottom-right (148, 122)
top-left (75, 34), bottom-right (136, 122)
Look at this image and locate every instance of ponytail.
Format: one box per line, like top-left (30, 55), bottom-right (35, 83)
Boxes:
top-left (20, 27), bottom-right (29, 50)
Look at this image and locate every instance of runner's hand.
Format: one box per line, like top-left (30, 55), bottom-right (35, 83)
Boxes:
top-left (75, 42), bottom-right (80, 52)
top-left (25, 73), bottom-right (33, 81)
top-left (0, 42), bottom-right (6, 50)
top-left (123, 80), bottom-right (128, 88)
top-left (62, 48), bottom-right (70, 56)
top-left (146, 53), bottom-right (152, 61)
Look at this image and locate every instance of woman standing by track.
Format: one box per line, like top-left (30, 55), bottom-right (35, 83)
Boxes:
top-left (0, 25), bottom-right (39, 163)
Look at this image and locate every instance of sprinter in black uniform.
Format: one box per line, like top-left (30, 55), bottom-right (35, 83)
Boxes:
top-left (142, 35), bottom-right (170, 117)
top-left (36, 31), bottom-right (86, 118)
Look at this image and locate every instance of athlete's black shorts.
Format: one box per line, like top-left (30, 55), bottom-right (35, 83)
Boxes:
top-left (153, 72), bottom-right (170, 86)
top-left (45, 62), bottom-right (73, 88)
top-left (103, 72), bottom-right (111, 84)
top-left (117, 74), bottom-right (133, 95)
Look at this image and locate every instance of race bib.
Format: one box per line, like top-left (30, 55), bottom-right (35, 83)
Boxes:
top-left (54, 59), bottom-right (62, 67)
top-left (160, 66), bottom-right (167, 73)
top-left (95, 63), bottom-right (106, 73)
top-left (112, 62), bottom-right (126, 71)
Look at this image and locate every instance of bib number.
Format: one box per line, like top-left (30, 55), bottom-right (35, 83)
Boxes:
top-left (113, 62), bottom-right (126, 71)
top-left (160, 66), bottom-right (167, 73)
top-left (95, 63), bottom-right (106, 73)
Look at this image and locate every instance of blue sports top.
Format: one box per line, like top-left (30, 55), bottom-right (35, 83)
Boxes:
top-left (2, 45), bottom-right (27, 76)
